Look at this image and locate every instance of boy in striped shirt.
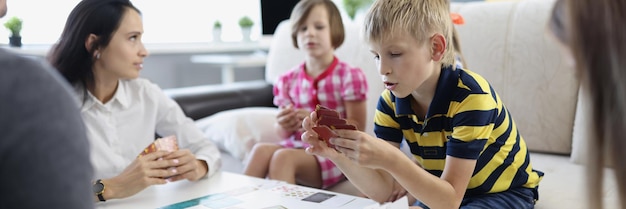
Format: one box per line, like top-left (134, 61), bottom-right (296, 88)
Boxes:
top-left (302, 0), bottom-right (543, 208)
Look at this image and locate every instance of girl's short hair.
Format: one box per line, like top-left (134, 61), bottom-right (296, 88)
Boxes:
top-left (48, 0), bottom-right (140, 86)
top-left (364, 0), bottom-right (455, 67)
top-left (289, 0), bottom-right (345, 49)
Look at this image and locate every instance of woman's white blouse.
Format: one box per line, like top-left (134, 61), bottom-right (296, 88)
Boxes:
top-left (77, 78), bottom-right (221, 179)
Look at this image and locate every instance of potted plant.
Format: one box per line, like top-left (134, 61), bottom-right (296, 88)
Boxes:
top-left (343, 0), bottom-right (373, 21)
top-left (238, 16), bottom-right (254, 42)
top-left (213, 20), bottom-right (222, 42)
top-left (3, 16), bottom-right (22, 47)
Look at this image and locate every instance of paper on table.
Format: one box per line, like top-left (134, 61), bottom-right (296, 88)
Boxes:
top-left (363, 196), bottom-right (409, 209)
top-left (257, 179), bottom-right (286, 190)
top-left (319, 194), bottom-right (356, 208)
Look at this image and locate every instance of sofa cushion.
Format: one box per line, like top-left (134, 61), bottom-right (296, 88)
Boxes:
top-left (336, 21), bottom-right (385, 137)
top-left (453, 0), bottom-right (577, 154)
top-left (571, 86), bottom-right (590, 164)
top-left (570, 86), bottom-right (615, 167)
top-left (264, 21), bottom-right (304, 85)
top-left (195, 107), bottom-right (282, 161)
top-left (530, 152), bottom-right (619, 208)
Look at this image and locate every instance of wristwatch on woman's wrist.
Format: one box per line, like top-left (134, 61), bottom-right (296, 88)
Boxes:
top-left (92, 179), bottom-right (106, 202)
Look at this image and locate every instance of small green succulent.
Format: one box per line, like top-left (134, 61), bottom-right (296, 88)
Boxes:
top-left (213, 20), bottom-right (222, 29)
top-left (238, 16), bottom-right (253, 28)
top-left (4, 16), bottom-right (22, 37)
top-left (343, 0), bottom-right (373, 20)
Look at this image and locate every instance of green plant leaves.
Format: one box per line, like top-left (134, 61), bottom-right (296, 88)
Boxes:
top-left (3, 16), bottom-right (22, 37)
top-left (238, 16), bottom-right (253, 28)
top-left (342, 0), bottom-right (373, 20)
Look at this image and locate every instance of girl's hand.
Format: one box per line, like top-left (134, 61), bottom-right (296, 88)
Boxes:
top-left (105, 150), bottom-right (178, 199)
top-left (301, 111), bottom-right (343, 159)
top-left (162, 149), bottom-right (208, 182)
top-left (276, 105), bottom-right (301, 132)
top-left (294, 108), bottom-right (312, 132)
top-left (295, 108), bottom-right (311, 121)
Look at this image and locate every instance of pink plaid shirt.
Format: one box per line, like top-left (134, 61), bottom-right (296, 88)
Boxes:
top-left (273, 56), bottom-right (368, 188)
top-left (273, 57), bottom-right (368, 142)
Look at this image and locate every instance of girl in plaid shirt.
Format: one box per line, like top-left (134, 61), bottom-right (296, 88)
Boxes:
top-left (243, 0), bottom-right (368, 189)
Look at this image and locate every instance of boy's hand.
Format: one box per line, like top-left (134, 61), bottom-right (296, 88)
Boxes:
top-left (301, 111), bottom-right (343, 159)
top-left (331, 129), bottom-right (403, 169)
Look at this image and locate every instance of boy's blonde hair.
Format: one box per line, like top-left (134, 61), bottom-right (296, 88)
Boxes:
top-left (364, 0), bottom-right (455, 67)
top-left (290, 0), bottom-right (345, 49)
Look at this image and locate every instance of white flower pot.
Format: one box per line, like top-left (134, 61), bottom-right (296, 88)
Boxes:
top-left (212, 28), bottom-right (222, 42)
top-left (241, 27), bottom-right (252, 42)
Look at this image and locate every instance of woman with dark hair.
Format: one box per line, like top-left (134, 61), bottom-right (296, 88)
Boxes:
top-left (48, 0), bottom-right (221, 202)
top-left (549, 0), bottom-right (626, 208)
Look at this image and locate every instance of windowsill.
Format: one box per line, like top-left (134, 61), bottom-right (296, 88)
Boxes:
top-left (0, 35), bottom-right (273, 56)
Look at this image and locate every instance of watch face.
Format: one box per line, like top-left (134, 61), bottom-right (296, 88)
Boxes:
top-left (93, 182), bottom-right (104, 193)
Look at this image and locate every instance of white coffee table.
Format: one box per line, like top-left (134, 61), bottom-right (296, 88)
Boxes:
top-left (95, 171), bottom-right (377, 209)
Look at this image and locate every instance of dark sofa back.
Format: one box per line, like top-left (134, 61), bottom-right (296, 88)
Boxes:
top-left (164, 81), bottom-right (275, 120)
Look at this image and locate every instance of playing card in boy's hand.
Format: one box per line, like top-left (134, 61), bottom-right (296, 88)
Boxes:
top-left (318, 116), bottom-right (347, 127)
top-left (138, 135), bottom-right (179, 157)
top-left (312, 126), bottom-right (338, 149)
top-left (316, 107), bottom-right (340, 118)
top-left (328, 124), bottom-right (357, 130)
top-left (312, 105), bottom-right (357, 149)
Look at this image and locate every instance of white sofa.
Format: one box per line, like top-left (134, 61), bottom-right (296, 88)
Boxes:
top-left (167, 0), bottom-right (620, 208)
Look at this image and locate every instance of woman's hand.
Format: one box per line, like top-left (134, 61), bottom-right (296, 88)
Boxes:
top-left (162, 149), bottom-right (208, 182)
top-left (104, 150), bottom-right (178, 199)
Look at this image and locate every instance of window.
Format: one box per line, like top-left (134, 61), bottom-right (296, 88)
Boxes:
top-left (1, 0), bottom-right (79, 44)
top-left (1, 0), bottom-right (262, 44)
top-left (1, 0), bottom-right (371, 45)
top-left (134, 0), bottom-right (261, 43)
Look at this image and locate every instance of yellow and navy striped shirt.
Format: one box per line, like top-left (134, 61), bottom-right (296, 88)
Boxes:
top-left (374, 67), bottom-right (543, 196)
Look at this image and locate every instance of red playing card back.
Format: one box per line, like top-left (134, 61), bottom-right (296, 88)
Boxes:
top-left (312, 105), bottom-right (359, 149)
top-left (329, 124), bottom-right (357, 130)
top-left (312, 126), bottom-right (337, 149)
top-left (316, 107), bottom-right (340, 118)
top-left (315, 104), bottom-right (330, 111)
top-left (317, 116), bottom-right (347, 127)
